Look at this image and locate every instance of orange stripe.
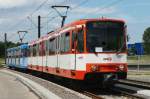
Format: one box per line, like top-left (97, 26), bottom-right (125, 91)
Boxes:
top-left (28, 63), bottom-right (127, 80)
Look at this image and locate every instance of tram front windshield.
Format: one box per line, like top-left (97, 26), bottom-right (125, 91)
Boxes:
top-left (86, 21), bottom-right (125, 53)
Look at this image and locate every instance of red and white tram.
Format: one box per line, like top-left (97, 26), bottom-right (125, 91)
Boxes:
top-left (28, 18), bottom-right (127, 82)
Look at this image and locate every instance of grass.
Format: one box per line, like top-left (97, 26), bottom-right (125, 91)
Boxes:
top-left (128, 71), bottom-right (150, 75)
top-left (128, 55), bottom-right (150, 65)
top-left (0, 58), bottom-right (5, 67)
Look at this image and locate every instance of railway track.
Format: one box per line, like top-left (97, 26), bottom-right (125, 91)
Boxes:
top-left (80, 79), bottom-right (150, 99)
top-left (80, 86), bottom-right (143, 99)
top-left (112, 79), bottom-right (150, 99)
top-left (82, 91), bottom-right (104, 99)
top-left (119, 79), bottom-right (150, 88)
top-left (116, 79), bottom-right (150, 91)
top-left (111, 86), bottom-right (144, 99)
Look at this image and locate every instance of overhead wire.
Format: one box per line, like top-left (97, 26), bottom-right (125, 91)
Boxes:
top-left (24, 0), bottom-right (70, 41)
top-left (81, 0), bottom-right (125, 18)
top-left (30, 0), bottom-right (49, 16)
top-left (7, 0), bottom-right (50, 42)
top-left (41, 0), bottom-right (90, 30)
top-left (70, 0), bottom-right (89, 10)
top-left (7, 0), bottom-right (124, 43)
top-left (27, 0), bottom-right (69, 34)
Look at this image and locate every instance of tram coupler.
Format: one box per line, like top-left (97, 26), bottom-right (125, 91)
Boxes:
top-left (102, 73), bottom-right (118, 88)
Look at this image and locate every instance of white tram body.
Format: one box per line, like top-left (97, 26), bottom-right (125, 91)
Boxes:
top-left (27, 18), bottom-right (127, 81)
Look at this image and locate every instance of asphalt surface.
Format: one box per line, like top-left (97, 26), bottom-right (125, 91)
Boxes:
top-left (0, 71), bottom-right (38, 99)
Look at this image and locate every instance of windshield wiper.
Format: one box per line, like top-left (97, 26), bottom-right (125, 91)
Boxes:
top-left (116, 43), bottom-right (125, 54)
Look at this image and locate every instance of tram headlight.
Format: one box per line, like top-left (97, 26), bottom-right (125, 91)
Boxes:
top-left (118, 65), bottom-right (125, 71)
top-left (91, 65), bottom-right (99, 72)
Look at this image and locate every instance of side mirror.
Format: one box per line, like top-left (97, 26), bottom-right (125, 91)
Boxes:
top-left (124, 25), bottom-right (129, 42)
top-left (127, 34), bottom-right (129, 42)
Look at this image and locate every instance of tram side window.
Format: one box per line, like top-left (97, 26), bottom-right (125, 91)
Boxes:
top-left (77, 29), bottom-right (84, 52)
top-left (22, 48), bottom-right (28, 57)
top-left (33, 44), bottom-right (37, 56)
top-left (19, 49), bottom-right (21, 58)
top-left (16, 50), bottom-right (18, 58)
top-left (60, 34), bottom-right (65, 53)
top-left (36, 44), bottom-right (39, 56)
top-left (15, 50), bottom-right (17, 58)
top-left (64, 32), bottom-right (70, 52)
top-left (18, 48), bottom-right (21, 58)
top-left (72, 32), bottom-right (76, 50)
top-left (55, 36), bottom-right (58, 53)
top-left (43, 41), bottom-right (46, 56)
top-left (45, 40), bottom-right (49, 55)
top-left (17, 50), bottom-right (19, 58)
top-left (12, 51), bottom-right (14, 58)
top-left (49, 38), bottom-right (56, 55)
top-left (49, 39), bottom-right (52, 55)
top-left (52, 38), bottom-right (56, 54)
top-left (11, 51), bottom-right (13, 58)
top-left (72, 30), bottom-right (84, 52)
top-left (39, 42), bottom-right (46, 56)
top-left (13, 51), bottom-right (15, 58)
top-left (10, 52), bottom-right (12, 58)
top-left (29, 46), bottom-right (32, 57)
top-left (39, 43), bottom-right (42, 56)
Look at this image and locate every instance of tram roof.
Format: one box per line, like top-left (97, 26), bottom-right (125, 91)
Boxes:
top-left (29, 18), bottom-right (125, 46)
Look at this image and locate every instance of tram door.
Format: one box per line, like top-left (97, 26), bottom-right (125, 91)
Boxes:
top-left (72, 27), bottom-right (84, 70)
top-left (43, 41), bottom-right (48, 71)
top-left (58, 32), bottom-right (72, 71)
top-left (72, 29), bottom-right (79, 70)
top-left (40, 41), bottom-right (45, 71)
top-left (57, 36), bottom-right (60, 71)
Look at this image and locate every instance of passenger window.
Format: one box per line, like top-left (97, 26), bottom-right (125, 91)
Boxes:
top-left (33, 44), bottom-right (36, 57)
top-left (49, 38), bottom-right (56, 55)
top-left (77, 29), bottom-right (84, 52)
top-left (64, 32), bottom-right (70, 52)
top-left (72, 29), bottom-right (84, 53)
top-left (28, 46), bottom-right (32, 57)
top-left (36, 44), bottom-right (39, 56)
top-left (24, 48), bottom-right (28, 57)
top-left (42, 42), bottom-right (46, 56)
top-left (60, 34), bottom-right (65, 53)
top-left (72, 31), bottom-right (77, 50)
top-left (45, 40), bottom-right (49, 55)
top-left (39, 42), bottom-right (42, 56)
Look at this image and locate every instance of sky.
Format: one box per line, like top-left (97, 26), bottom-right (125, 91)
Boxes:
top-left (0, 0), bottom-right (150, 44)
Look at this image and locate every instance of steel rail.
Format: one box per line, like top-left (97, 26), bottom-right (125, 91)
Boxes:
top-left (82, 91), bottom-right (104, 99)
top-left (124, 79), bottom-right (150, 86)
top-left (111, 79), bottom-right (150, 99)
top-left (110, 87), bottom-right (144, 99)
top-left (117, 79), bottom-right (150, 89)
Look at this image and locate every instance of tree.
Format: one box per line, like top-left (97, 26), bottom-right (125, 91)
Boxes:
top-left (0, 41), bottom-right (18, 58)
top-left (143, 27), bottom-right (150, 54)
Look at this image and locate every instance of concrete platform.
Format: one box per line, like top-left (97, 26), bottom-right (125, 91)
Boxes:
top-left (0, 72), bottom-right (38, 99)
top-left (0, 70), bottom-right (61, 99)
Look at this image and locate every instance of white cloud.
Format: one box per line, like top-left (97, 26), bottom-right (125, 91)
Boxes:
top-left (0, 0), bottom-right (27, 8)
